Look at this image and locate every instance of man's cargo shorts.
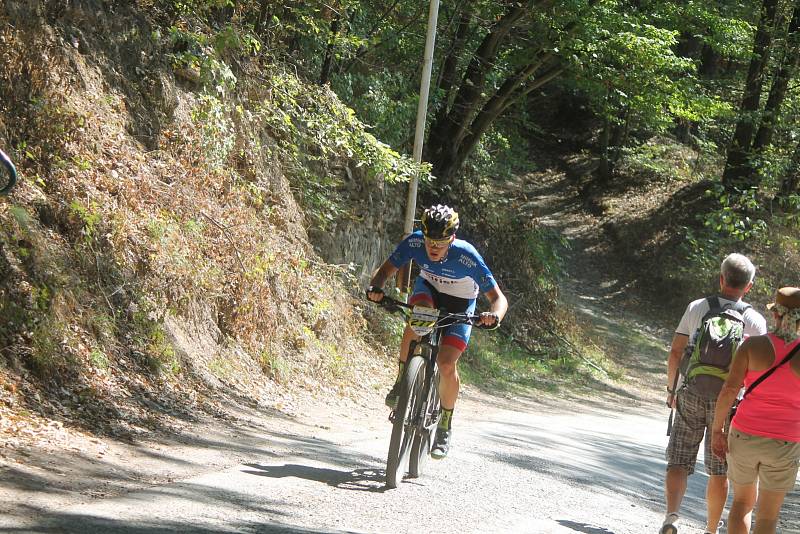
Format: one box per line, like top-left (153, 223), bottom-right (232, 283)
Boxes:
top-left (666, 387), bottom-right (726, 476)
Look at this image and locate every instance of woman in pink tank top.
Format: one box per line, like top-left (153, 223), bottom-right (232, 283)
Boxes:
top-left (711, 287), bottom-right (800, 534)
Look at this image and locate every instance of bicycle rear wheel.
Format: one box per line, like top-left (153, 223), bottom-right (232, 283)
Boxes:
top-left (409, 364), bottom-right (439, 478)
top-left (385, 355), bottom-right (425, 488)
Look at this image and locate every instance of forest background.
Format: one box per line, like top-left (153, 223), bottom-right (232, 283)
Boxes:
top-left (0, 0), bottom-right (799, 440)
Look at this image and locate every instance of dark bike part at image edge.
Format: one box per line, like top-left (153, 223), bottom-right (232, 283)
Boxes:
top-left (0, 149), bottom-right (17, 195)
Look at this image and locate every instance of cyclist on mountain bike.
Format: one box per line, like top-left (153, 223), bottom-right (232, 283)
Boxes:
top-left (367, 204), bottom-right (508, 459)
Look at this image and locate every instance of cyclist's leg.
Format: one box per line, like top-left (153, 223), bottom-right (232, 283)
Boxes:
top-left (431, 343), bottom-right (463, 459)
top-left (431, 299), bottom-right (475, 458)
top-left (437, 344), bottom-right (464, 411)
top-left (437, 297), bottom-right (476, 412)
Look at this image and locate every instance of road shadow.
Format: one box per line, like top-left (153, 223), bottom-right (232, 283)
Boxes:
top-left (482, 417), bottom-right (800, 532)
top-left (0, 481), bottom-right (364, 533)
top-left (243, 463), bottom-right (387, 493)
top-left (482, 418), bottom-right (704, 525)
top-left (557, 520), bottom-right (615, 534)
top-left (1, 416), bottom-right (385, 522)
top-left (0, 507), bottom-right (354, 533)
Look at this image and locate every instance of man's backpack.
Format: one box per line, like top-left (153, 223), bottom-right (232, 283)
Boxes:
top-left (678, 296), bottom-right (750, 399)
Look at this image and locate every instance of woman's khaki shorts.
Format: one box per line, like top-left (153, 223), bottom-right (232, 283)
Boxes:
top-left (727, 428), bottom-right (800, 492)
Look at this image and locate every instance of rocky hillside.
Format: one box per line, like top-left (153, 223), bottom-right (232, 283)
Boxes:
top-left (0, 1), bottom-right (425, 446)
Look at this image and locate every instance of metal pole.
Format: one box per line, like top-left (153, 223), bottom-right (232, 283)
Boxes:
top-left (397, 0), bottom-right (440, 296)
top-left (404, 0), bottom-right (440, 236)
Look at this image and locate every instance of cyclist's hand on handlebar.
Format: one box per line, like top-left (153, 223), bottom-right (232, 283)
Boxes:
top-left (478, 312), bottom-right (500, 329)
top-left (366, 285), bottom-right (385, 303)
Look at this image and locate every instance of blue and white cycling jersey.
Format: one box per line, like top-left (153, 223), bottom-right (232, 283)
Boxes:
top-left (387, 230), bottom-right (497, 300)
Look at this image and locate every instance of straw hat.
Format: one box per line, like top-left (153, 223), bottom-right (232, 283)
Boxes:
top-left (766, 287), bottom-right (800, 310)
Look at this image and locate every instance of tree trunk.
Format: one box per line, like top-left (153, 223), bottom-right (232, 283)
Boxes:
top-left (431, 63), bottom-right (563, 186)
top-left (427, 0), bottom-right (601, 186)
top-left (778, 141), bottom-right (800, 198)
top-left (698, 43), bottom-right (722, 78)
top-left (425, 1), bottom-right (531, 176)
top-left (435, 3), bottom-right (474, 113)
top-left (319, 13), bottom-right (342, 85)
top-left (752, 2), bottom-right (800, 151)
top-left (722, 0), bottom-right (780, 189)
top-left (598, 117), bottom-right (613, 183)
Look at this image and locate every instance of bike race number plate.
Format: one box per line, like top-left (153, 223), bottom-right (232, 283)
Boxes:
top-left (409, 305), bottom-right (439, 336)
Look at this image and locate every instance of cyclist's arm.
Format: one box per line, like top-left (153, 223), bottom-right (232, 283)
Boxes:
top-left (367, 260), bottom-right (400, 301)
top-left (480, 285), bottom-right (508, 326)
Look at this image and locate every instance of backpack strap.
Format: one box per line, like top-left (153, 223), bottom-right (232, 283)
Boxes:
top-left (700, 296), bottom-right (723, 323)
top-left (731, 300), bottom-right (752, 314)
top-left (701, 296), bottom-right (750, 323)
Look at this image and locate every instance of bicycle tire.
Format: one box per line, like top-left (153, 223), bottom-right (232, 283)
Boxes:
top-left (385, 355), bottom-right (425, 488)
top-left (409, 363), bottom-right (439, 478)
top-left (0, 149), bottom-right (17, 196)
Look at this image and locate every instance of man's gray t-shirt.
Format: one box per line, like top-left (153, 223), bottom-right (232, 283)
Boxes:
top-left (676, 296), bottom-right (767, 343)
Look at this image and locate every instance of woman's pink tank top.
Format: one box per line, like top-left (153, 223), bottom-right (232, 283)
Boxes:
top-left (732, 334), bottom-right (800, 442)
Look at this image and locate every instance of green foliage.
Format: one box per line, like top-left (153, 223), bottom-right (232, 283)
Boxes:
top-left (569, 7), bottom-right (696, 133)
top-left (250, 70), bottom-right (425, 228)
top-left (89, 348), bottom-right (110, 370)
top-left (701, 184), bottom-right (769, 242)
top-left (681, 182), bottom-right (771, 288)
top-left (259, 349), bottom-right (292, 383)
top-left (465, 124), bottom-right (535, 183)
top-left (650, 0), bottom-right (755, 60)
top-left (190, 94), bottom-right (235, 168)
top-left (616, 136), bottom-right (703, 182)
top-left (69, 199), bottom-right (102, 242)
top-left (29, 316), bottom-right (69, 377)
top-left (523, 226), bottom-right (570, 292)
top-left (460, 328), bottom-right (616, 394)
top-left (168, 26), bottom-right (237, 96)
top-left (208, 355), bottom-right (234, 380)
top-left (332, 70), bottom-right (419, 149)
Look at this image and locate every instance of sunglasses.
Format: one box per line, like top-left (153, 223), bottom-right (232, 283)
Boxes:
top-left (425, 237), bottom-right (451, 250)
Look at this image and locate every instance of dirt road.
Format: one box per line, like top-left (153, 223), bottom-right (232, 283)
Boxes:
top-left (0, 389), bottom-right (694, 533)
top-left (7, 373), bottom-right (798, 534)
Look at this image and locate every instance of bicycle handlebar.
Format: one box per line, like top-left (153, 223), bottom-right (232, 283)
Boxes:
top-left (367, 293), bottom-right (495, 330)
top-left (0, 149), bottom-right (17, 196)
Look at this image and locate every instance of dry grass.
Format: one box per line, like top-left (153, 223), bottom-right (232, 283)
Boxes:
top-left (0, 6), bottom-right (401, 441)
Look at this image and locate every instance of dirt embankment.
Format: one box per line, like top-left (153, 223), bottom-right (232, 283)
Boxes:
top-left (1, 0), bottom-right (411, 470)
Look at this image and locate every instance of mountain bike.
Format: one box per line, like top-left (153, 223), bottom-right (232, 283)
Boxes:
top-left (370, 295), bottom-right (489, 489)
top-left (1, 149), bottom-right (17, 195)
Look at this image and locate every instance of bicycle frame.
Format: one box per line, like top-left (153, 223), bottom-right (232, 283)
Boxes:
top-left (400, 327), bottom-right (442, 433)
top-left (373, 294), bottom-right (483, 488)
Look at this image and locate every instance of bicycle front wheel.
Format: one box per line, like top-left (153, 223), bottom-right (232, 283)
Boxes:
top-left (385, 355), bottom-right (425, 489)
top-left (409, 363), bottom-right (439, 478)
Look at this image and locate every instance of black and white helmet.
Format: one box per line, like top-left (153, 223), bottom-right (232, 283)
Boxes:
top-left (421, 204), bottom-right (459, 239)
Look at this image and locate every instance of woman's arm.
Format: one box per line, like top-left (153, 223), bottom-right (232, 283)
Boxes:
top-left (710, 338), bottom-right (752, 458)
